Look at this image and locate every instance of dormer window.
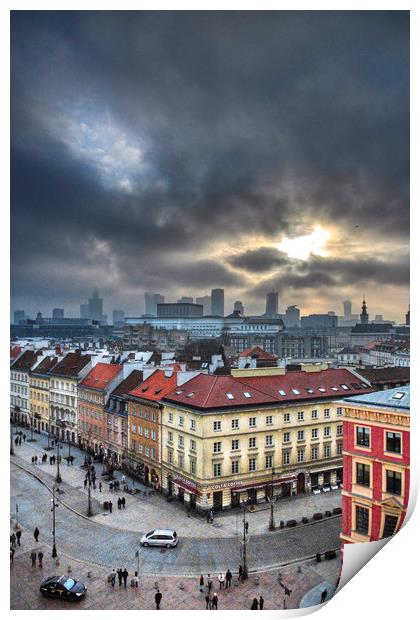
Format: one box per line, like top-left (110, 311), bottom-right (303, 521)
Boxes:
top-left (226, 393), bottom-right (235, 400)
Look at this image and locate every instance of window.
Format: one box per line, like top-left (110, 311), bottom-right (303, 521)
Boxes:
top-left (179, 416), bottom-right (184, 427)
top-left (382, 515), bottom-right (398, 538)
top-left (213, 421), bottom-right (221, 432)
top-left (337, 425), bottom-right (343, 436)
top-left (311, 429), bottom-right (319, 440)
top-left (231, 460), bottom-right (239, 474)
top-left (213, 441), bottom-right (222, 453)
top-left (386, 432), bottom-right (401, 454)
top-left (249, 437), bottom-right (256, 448)
top-left (266, 455), bottom-right (273, 468)
top-left (190, 439), bottom-right (196, 452)
top-left (131, 424), bottom-right (137, 433)
top-left (151, 447), bottom-right (156, 460)
top-left (266, 415), bottom-right (273, 425)
top-left (178, 454), bottom-right (184, 469)
top-left (190, 458), bottom-right (196, 475)
top-left (297, 411), bottom-right (304, 421)
top-left (324, 409), bottom-right (330, 418)
top-left (283, 432), bottom-right (290, 443)
top-left (356, 427), bottom-right (370, 448)
top-left (297, 430), bottom-right (305, 441)
top-left (144, 428), bottom-right (150, 439)
top-left (355, 506), bottom-right (369, 535)
top-left (312, 410), bottom-right (318, 419)
top-left (168, 431), bottom-right (173, 444)
top-left (231, 439), bottom-right (239, 450)
top-left (248, 458), bottom-right (256, 472)
top-left (266, 435), bottom-right (274, 447)
top-left (283, 451), bottom-right (290, 465)
top-left (337, 407), bottom-right (343, 416)
top-left (324, 444), bottom-right (331, 457)
top-left (232, 419), bottom-right (239, 429)
top-left (145, 446), bottom-right (150, 457)
top-left (168, 449), bottom-right (173, 464)
top-left (213, 463), bottom-right (222, 477)
top-left (337, 441), bottom-right (343, 455)
top-left (249, 417), bottom-right (256, 428)
top-left (297, 449), bottom-right (305, 463)
top-left (324, 427), bottom-right (331, 437)
top-left (168, 413), bottom-right (173, 423)
top-left (178, 436), bottom-right (184, 449)
top-left (386, 470), bottom-right (402, 495)
top-left (283, 413), bottom-right (290, 422)
top-left (311, 446), bottom-right (318, 460)
top-left (356, 463), bottom-right (370, 486)
top-left (190, 419), bottom-right (196, 431)
top-left (151, 430), bottom-right (156, 441)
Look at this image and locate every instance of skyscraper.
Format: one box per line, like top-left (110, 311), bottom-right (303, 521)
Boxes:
top-left (265, 291), bottom-right (279, 318)
top-left (360, 299), bottom-right (369, 324)
top-left (13, 310), bottom-right (25, 324)
top-left (52, 308), bottom-right (64, 319)
top-left (284, 305), bottom-right (300, 328)
top-left (211, 289), bottom-right (224, 316)
top-left (88, 289), bottom-right (104, 322)
top-left (343, 299), bottom-right (352, 319)
top-left (112, 310), bottom-right (125, 325)
top-left (234, 300), bottom-right (244, 315)
top-left (177, 296), bottom-right (194, 304)
top-left (80, 303), bottom-right (89, 319)
top-left (196, 295), bottom-right (212, 315)
top-left (144, 292), bottom-right (165, 316)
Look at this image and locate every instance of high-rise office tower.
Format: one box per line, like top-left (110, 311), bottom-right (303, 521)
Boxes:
top-left (211, 289), bottom-right (224, 316)
top-left (284, 305), bottom-right (300, 328)
top-left (234, 300), bottom-right (244, 315)
top-left (265, 291), bottom-right (279, 318)
top-left (13, 310), bottom-right (25, 324)
top-left (80, 303), bottom-right (89, 319)
top-left (360, 299), bottom-right (369, 324)
top-left (52, 308), bottom-right (64, 319)
top-left (406, 306), bottom-right (410, 326)
top-left (177, 296), bottom-right (194, 304)
top-left (112, 310), bottom-right (125, 325)
top-left (343, 299), bottom-right (352, 319)
top-left (196, 295), bottom-right (212, 315)
top-left (144, 292), bottom-right (165, 316)
top-left (88, 289), bottom-right (104, 321)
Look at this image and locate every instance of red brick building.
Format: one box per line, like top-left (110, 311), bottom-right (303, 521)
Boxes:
top-left (341, 386), bottom-right (410, 544)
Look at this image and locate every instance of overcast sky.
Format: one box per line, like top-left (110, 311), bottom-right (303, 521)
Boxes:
top-left (11, 11), bottom-right (409, 320)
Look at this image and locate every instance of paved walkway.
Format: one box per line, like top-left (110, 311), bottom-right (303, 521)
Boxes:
top-left (10, 526), bottom-right (341, 610)
top-left (11, 461), bottom-right (341, 575)
top-left (11, 429), bottom-right (343, 538)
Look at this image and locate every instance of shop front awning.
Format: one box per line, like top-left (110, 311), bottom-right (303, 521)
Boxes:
top-left (173, 478), bottom-right (198, 495)
top-left (230, 475), bottom-right (297, 493)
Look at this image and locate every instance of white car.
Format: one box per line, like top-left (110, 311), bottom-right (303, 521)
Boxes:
top-left (141, 529), bottom-right (178, 548)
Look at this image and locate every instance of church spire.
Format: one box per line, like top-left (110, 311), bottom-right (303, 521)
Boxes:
top-left (360, 298), bottom-right (369, 324)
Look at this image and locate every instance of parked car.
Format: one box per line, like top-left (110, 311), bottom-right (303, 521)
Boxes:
top-left (40, 575), bottom-right (87, 601)
top-left (140, 529), bottom-right (178, 548)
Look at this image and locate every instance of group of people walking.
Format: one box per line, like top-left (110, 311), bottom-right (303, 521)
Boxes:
top-left (200, 569), bottom-right (265, 610)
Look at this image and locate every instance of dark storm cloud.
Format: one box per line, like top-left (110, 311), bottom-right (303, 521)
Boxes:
top-left (227, 247), bottom-right (291, 272)
top-left (10, 11), bottom-right (409, 315)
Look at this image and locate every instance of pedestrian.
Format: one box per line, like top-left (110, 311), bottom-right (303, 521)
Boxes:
top-left (34, 527), bottom-right (40, 542)
top-left (49, 456), bottom-right (52, 465)
top-left (16, 530), bottom-right (22, 546)
top-left (109, 500), bottom-right (113, 513)
top-left (19, 437), bottom-right (22, 446)
top-left (38, 551), bottom-right (43, 568)
top-left (133, 571), bottom-right (139, 588)
top-left (10, 533), bottom-right (16, 549)
top-left (320, 588), bottom-right (328, 604)
top-left (121, 474), bottom-right (126, 484)
top-left (109, 482), bottom-right (113, 492)
top-left (110, 569), bottom-right (116, 587)
top-left (99, 481), bottom-right (102, 492)
top-left (121, 497), bottom-right (126, 508)
top-left (31, 456), bottom-right (35, 464)
top-left (212, 593), bottom-right (218, 610)
top-left (225, 569), bottom-right (232, 588)
top-left (210, 509), bottom-right (214, 523)
top-left (238, 565), bottom-right (243, 582)
top-left (245, 521), bottom-right (249, 534)
top-left (207, 509), bottom-right (211, 523)
top-left (30, 551), bottom-right (37, 567)
top-left (155, 589), bottom-right (162, 610)
top-left (23, 434), bottom-right (26, 442)
top-left (35, 455), bottom-right (38, 464)
top-left (251, 598), bottom-right (258, 610)
top-left (70, 455), bottom-right (74, 465)
top-left (218, 573), bottom-right (225, 589)
top-left (122, 568), bottom-right (128, 587)
top-left (117, 568), bottom-right (123, 587)
top-left (199, 574), bottom-right (204, 592)
top-left (207, 574), bottom-right (213, 593)
top-left (10, 548), bottom-right (15, 564)
top-left (259, 595), bottom-right (264, 610)
top-left (205, 595), bottom-right (211, 609)
top-left (14, 437), bottom-right (18, 446)
top-left (84, 478), bottom-right (87, 489)
top-left (117, 498), bottom-right (121, 509)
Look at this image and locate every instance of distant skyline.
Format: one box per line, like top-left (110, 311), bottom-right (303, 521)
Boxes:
top-left (11, 12), bottom-right (409, 321)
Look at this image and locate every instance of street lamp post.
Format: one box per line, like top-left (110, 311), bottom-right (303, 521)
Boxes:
top-left (269, 467), bottom-right (276, 531)
top-left (56, 439), bottom-right (62, 483)
top-left (86, 466), bottom-right (93, 517)
top-left (51, 487), bottom-right (59, 558)
top-left (242, 503), bottom-right (249, 581)
top-left (67, 438), bottom-right (71, 465)
top-left (10, 421), bottom-right (14, 456)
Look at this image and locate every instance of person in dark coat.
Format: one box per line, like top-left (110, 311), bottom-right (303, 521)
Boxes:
top-left (16, 530), bottom-right (22, 546)
top-left (10, 548), bottom-right (15, 564)
top-left (117, 498), bottom-right (121, 509)
top-left (251, 598), bottom-right (259, 610)
top-left (30, 551), bottom-right (37, 567)
top-left (99, 481), bottom-right (102, 492)
top-left (117, 568), bottom-right (123, 587)
top-left (38, 551), bottom-right (44, 568)
top-left (121, 497), bottom-right (126, 508)
top-left (155, 589), bottom-right (162, 609)
top-left (205, 594), bottom-right (210, 609)
top-left (259, 595), bottom-right (264, 609)
top-left (238, 565), bottom-right (243, 582)
top-left (225, 569), bottom-right (232, 588)
top-left (34, 527), bottom-right (40, 542)
top-left (212, 593), bottom-right (218, 609)
top-left (199, 574), bottom-right (204, 592)
top-left (207, 575), bottom-right (213, 593)
top-left (109, 500), bottom-right (113, 513)
top-left (320, 588), bottom-right (328, 603)
top-left (122, 568), bottom-right (128, 587)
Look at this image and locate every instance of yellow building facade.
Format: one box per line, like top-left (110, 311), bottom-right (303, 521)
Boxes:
top-left (29, 356), bottom-right (58, 433)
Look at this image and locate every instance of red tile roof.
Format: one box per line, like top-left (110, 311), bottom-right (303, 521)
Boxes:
top-left (79, 362), bottom-right (123, 391)
top-left (110, 370), bottom-right (144, 398)
top-left (164, 368), bottom-right (372, 410)
top-left (10, 349), bottom-right (41, 371)
top-left (31, 356), bottom-right (59, 375)
top-left (49, 351), bottom-right (91, 377)
top-left (10, 346), bottom-right (22, 360)
top-left (128, 368), bottom-right (181, 402)
top-left (239, 346), bottom-right (278, 360)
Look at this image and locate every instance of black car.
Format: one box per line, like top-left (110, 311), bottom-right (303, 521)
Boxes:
top-left (40, 575), bottom-right (87, 601)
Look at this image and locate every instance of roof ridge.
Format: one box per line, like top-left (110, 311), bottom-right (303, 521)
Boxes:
top-left (203, 375), bottom-right (219, 407)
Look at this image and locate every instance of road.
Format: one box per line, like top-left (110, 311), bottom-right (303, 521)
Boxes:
top-left (11, 462), bottom-right (341, 575)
